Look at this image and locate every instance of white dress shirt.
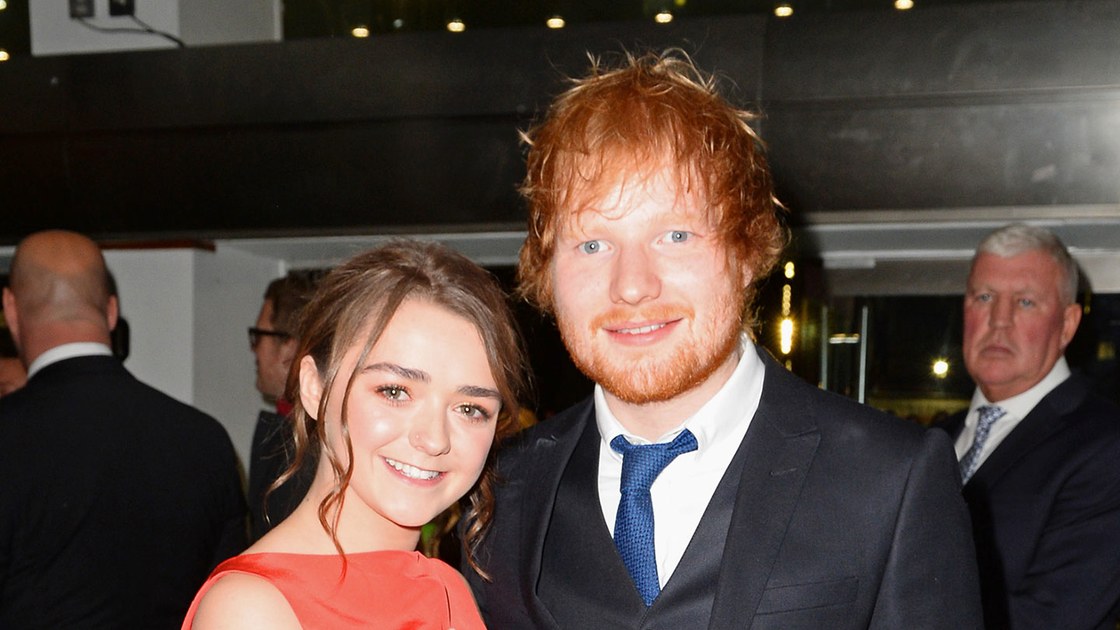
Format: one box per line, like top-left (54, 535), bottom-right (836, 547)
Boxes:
top-left (26, 342), bottom-right (113, 380)
top-left (596, 337), bottom-right (764, 588)
top-left (954, 357), bottom-right (1072, 469)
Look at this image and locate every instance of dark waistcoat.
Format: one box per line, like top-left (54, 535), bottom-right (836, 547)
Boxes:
top-left (538, 419), bottom-right (748, 628)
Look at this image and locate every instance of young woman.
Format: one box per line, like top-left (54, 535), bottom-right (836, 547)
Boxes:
top-left (183, 241), bottom-right (529, 629)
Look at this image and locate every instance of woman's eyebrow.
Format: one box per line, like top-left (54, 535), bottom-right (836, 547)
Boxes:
top-left (362, 363), bottom-right (499, 399)
top-left (459, 385), bottom-right (501, 399)
top-left (363, 362), bottom-right (429, 383)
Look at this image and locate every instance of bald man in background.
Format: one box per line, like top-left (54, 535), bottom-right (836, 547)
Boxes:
top-left (0, 230), bottom-right (246, 629)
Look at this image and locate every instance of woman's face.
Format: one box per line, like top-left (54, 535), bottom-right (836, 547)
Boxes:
top-left (300, 298), bottom-right (501, 545)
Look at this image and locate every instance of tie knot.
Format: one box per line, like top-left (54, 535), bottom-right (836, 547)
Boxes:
top-left (612, 429), bottom-right (698, 491)
top-left (977, 405), bottom-right (1007, 429)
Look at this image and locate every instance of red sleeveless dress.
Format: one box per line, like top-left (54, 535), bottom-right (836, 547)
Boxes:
top-left (181, 550), bottom-right (485, 629)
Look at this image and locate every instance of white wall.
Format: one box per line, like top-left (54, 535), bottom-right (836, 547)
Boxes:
top-left (104, 249), bottom-right (195, 402)
top-left (180, 0), bottom-right (281, 46)
top-left (29, 0), bottom-right (280, 57)
top-left (104, 245), bottom-right (284, 471)
top-left (193, 245), bottom-right (284, 469)
top-left (30, 0), bottom-right (180, 56)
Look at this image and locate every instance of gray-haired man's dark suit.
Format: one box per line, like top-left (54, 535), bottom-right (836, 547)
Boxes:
top-left (938, 374), bottom-right (1120, 630)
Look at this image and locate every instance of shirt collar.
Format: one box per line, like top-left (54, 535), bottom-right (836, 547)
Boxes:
top-left (27, 342), bottom-right (114, 379)
top-left (969, 356), bottom-right (1071, 421)
top-left (595, 335), bottom-right (764, 455)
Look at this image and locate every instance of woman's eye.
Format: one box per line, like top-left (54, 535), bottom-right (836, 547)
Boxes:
top-left (578, 240), bottom-right (603, 255)
top-left (456, 403), bottom-right (493, 422)
top-left (377, 385), bottom-right (409, 401)
top-left (668, 230), bottom-right (691, 243)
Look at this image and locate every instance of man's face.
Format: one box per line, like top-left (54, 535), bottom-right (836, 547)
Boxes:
top-left (963, 250), bottom-right (1081, 402)
top-left (252, 299), bottom-right (295, 403)
top-left (549, 167), bottom-right (748, 412)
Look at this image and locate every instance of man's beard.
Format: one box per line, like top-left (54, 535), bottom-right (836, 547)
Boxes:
top-left (557, 294), bottom-right (744, 405)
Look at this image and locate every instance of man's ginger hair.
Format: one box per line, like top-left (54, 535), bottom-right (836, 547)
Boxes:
top-left (516, 49), bottom-right (787, 330)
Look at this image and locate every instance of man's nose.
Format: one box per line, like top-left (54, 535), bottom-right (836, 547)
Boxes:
top-left (609, 246), bottom-right (661, 305)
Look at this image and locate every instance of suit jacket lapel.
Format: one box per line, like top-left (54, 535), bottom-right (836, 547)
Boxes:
top-left (970, 376), bottom-right (1088, 488)
top-left (514, 398), bottom-right (596, 628)
top-left (709, 352), bottom-right (821, 630)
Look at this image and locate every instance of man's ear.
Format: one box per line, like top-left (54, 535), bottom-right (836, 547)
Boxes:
top-left (734, 255), bottom-right (754, 291)
top-left (2, 287), bottom-right (19, 344)
top-left (106, 295), bottom-right (119, 332)
top-left (298, 354), bottom-right (324, 419)
top-left (1059, 302), bottom-right (1083, 350)
top-left (280, 337), bottom-right (299, 366)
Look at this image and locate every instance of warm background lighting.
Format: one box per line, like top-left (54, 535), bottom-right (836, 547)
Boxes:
top-left (780, 318), bottom-right (794, 355)
top-left (350, 26), bottom-right (370, 38)
top-left (654, 10), bottom-right (673, 24)
top-left (0, 1), bottom-right (8, 11)
top-left (775, 3), bottom-right (794, 18)
top-left (546, 15), bottom-right (565, 29)
top-left (446, 18), bottom-right (465, 32)
top-left (784, 261), bottom-right (795, 279)
top-left (895, 0), bottom-right (915, 9)
top-left (0, 50), bottom-right (9, 62)
top-left (932, 359), bottom-right (949, 378)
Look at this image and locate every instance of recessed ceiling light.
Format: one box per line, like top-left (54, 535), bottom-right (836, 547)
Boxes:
top-left (654, 10), bottom-right (673, 24)
top-left (350, 26), bottom-right (370, 38)
top-left (546, 15), bottom-right (566, 29)
top-left (775, 4), bottom-right (794, 18)
top-left (446, 18), bottom-right (465, 33)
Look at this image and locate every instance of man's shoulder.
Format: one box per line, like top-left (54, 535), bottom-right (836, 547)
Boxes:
top-left (8, 356), bottom-right (230, 443)
top-left (1038, 376), bottom-right (1120, 451)
top-left (496, 397), bottom-right (593, 467)
top-left (761, 362), bottom-right (931, 448)
top-left (1046, 374), bottom-right (1120, 419)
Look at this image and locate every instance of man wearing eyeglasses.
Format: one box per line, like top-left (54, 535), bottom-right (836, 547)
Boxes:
top-left (247, 271), bottom-right (320, 541)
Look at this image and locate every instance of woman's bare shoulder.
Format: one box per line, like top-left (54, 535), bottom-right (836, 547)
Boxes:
top-left (188, 571), bottom-right (301, 630)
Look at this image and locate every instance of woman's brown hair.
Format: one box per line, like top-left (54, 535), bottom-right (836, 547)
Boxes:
top-left (274, 240), bottom-right (529, 576)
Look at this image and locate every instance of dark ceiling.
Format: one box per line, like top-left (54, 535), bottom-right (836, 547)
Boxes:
top-left (1, 0), bottom-right (1115, 246)
top-left (281, 0), bottom-right (1022, 38)
top-left (0, 0), bottom-right (1068, 57)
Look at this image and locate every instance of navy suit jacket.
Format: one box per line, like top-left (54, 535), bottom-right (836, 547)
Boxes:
top-left (0, 356), bottom-right (247, 629)
top-left (468, 348), bottom-right (983, 629)
top-left (938, 375), bottom-right (1120, 629)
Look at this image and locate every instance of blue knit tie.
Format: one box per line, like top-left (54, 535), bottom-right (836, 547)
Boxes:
top-left (960, 405), bottom-right (1006, 484)
top-left (611, 429), bottom-right (698, 606)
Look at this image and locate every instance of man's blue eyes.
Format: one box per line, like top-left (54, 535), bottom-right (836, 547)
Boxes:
top-left (578, 232), bottom-right (690, 253)
top-left (974, 294), bottom-right (1036, 307)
